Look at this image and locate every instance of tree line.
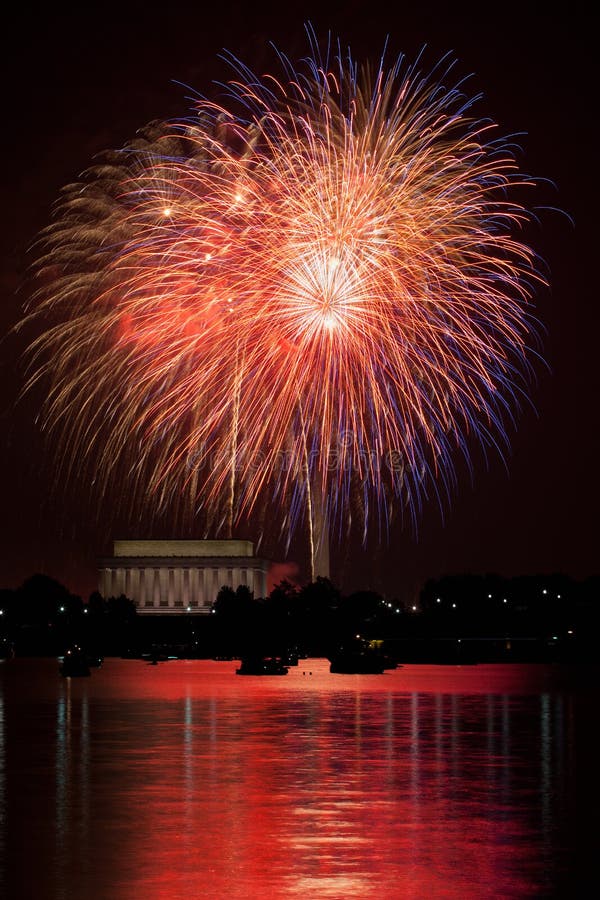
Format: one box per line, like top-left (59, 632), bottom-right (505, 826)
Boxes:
top-left (1, 571), bottom-right (598, 659)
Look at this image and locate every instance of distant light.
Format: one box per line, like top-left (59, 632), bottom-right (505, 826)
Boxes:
top-left (83, 608), bottom-right (88, 614)
top-left (503, 598), bottom-right (507, 604)
top-left (567, 629), bottom-right (573, 635)
top-left (411, 605), bottom-right (417, 611)
top-left (452, 603), bottom-right (457, 608)
top-left (488, 594), bottom-right (492, 599)
top-left (395, 609), bottom-right (400, 614)
top-left (187, 606), bottom-right (192, 612)
top-left (436, 598), bottom-right (441, 603)
top-left (552, 635), bottom-right (558, 640)
top-left (59, 606), bottom-right (65, 613)
top-left (557, 594), bottom-right (561, 599)
top-left (0, 609), bottom-right (3, 615)
top-left (542, 589), bottom-right (548, 595)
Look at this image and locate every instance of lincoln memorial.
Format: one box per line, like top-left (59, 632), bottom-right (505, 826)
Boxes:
top-left (99, 540), bottom-right (269, 615)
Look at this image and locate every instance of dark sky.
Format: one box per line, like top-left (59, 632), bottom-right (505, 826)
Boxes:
top-left (0, 2), bottom-right (591, 600)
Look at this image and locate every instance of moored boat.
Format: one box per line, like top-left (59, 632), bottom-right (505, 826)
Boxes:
top-left (87, 653), bottom-right (104, 668)
top-left (236, 656), bottom-right (288, 675)
top-left (329, 637), bottom-right (389, 674)
top-left (329, 651), bottom-right (386, 674)
top-left (59, 646), bottom-right (91, 677)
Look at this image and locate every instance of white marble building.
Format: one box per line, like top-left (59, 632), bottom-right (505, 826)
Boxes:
top-left (99, 540), bottom-right (269, 614)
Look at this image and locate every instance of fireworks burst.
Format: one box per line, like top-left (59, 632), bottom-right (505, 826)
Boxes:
top-left (24, 34), bottom-right (542, 577)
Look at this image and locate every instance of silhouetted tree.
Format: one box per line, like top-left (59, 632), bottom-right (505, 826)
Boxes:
top-left (106, 593), bottom-right (136, 623)
top-left (288, 578), bottom-right (342, 654)
top-left (261, 580), bottom-right (299, 652)
top-left (87, 590), bottom-right (106, 616)
top-left (211, 584), bottom-right (263, 655)
top-left (17, 574), bottom-right (74, 627)
top-left (340, 590), bottom-right (384, 632)
top-left (213, 584), bottom-right (256, 617)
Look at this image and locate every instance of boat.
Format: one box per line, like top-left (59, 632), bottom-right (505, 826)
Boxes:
top-left (236, 656), bottom-right (288, 675)
top-left (86, 653), bottom-right (104, 668)
top-left (329, 651), bottom-right (386, 674)
top-left (329, 638), bottom-right (388, 674)
top-left (141, 645), bottom-right (172, 663)
top-left (363, 639), bottom-right (399, 669)
top-left (59, 646), bottom-right (91, 677)
top-left (380, 655), bottom-right (399, 670)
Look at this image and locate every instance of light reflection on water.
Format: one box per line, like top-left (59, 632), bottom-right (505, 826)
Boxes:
top-left (0, 659), bottom-right (584, 898)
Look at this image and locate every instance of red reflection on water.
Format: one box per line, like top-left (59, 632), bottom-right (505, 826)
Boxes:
top-left (1, 659), bottom-right (579, 899)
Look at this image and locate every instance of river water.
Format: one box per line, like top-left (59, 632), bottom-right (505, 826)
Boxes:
top-left (0, 658), bottom-right (591, 898)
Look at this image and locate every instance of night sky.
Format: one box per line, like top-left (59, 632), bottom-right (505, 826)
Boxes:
top-left (0, 2), bottom-right (591, 600)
